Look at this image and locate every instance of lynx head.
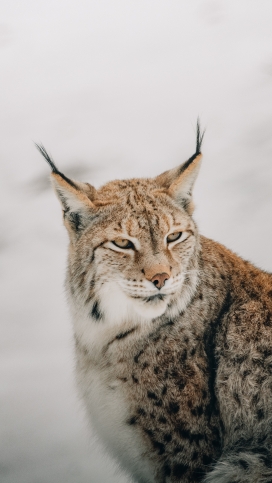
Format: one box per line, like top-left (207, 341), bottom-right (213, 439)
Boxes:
top-left (36, 122), bottom-right (204, 327)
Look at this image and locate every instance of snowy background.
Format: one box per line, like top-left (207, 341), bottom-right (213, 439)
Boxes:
top-left (1, 1), bottom-right (272, 482)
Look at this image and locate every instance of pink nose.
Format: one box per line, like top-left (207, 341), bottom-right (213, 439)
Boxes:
top-left (150, 273), bottom-right (170, 289)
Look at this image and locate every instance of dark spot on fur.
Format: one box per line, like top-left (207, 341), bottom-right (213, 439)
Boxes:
top-left (142, 362), bottom-right (149, 369)
top-left (159, 416), bottom-right (167, 424)
top-left (144, 428), bottom-right (154, 437)
top-left (161, 386), bottom-right (167, 396)
top-left (192, 433), bottom-right (205, 444)
top-left (134, 350), bottom-right (144, 363)
top-left (137, 408), bottom-right (146, 416)
top-left (115, 328), bottom-right (136, 340)
top-left (238, 459), bottom-right (249, 470)
top-left (147, 391), bottom-right (158, 400)
top-left (176, 426), bottom-right (190, 440)
top-left (163, 433), bottom-right (172, 443)
top-left (180, 349), bottom-right (187, 362)
top-left (192, 451), bottom-right (199, 460)
top-left (233, 354), bottom-right (247, 364)
top-left (170, 369), bottom-right (179, 379)
top-left (203, 454), bottom-right (213, 466)
top-left (199, 293), bottom-right (203, 300)
top-left (172, 463), bottom-right (189, 477)
top-left (132, 375), bottom-right (138, 383)
top-left (262, 347), bottom-right (272, 358)
top-left (184, 364), bottom-right (196, 378)
top-left (163, 464), bottom-right (171, 477)
top-left (242, 369), bottom-right (251, 378)
top-left (212, 426), bottom-right (220, 439)
top-left (178, 380), bottom-right (186, 391)
top-left (260, 455), bottom-right (272, 468)
top-left (154, 399), bottom-right (163, 407)
top-left (173, 445), bottom-right (183, 455)
top-left (257, 408), bottom-right (265, 420)
top-left (153, 441), bottom-right (165, 455)
top-left (127, 416), bottom-right (137, 425)
top-left (192, 406), bottom-right (203, 417)
top-left (117, 377), bottom-right (127, 382)
top-left (168, 402), bottom-right (180, 414)
top-left (154, 366), bottom-right (159, 374)
top-left (233, 391), bottom-right (241, 405)
top-left (90, 300), bottom-right (103, 321)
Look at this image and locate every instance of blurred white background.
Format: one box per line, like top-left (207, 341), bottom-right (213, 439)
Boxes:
top-left (1, 1), bottom-right (272, 482)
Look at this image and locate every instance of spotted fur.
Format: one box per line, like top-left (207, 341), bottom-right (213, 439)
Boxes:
top-left (37, 124), bottom-right (272, 482)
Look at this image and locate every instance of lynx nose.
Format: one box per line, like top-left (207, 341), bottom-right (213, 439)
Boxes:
top-left (150, 273), bottom-right (170, 289)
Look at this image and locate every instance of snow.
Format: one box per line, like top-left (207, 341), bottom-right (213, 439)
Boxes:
top-left (1, 1), bottom-right (272, 481)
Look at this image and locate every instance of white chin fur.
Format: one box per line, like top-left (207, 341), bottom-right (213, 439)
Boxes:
top-left (98, 282), bottom-right (168, 324)
top-left (131, 298), bottom-right (168, 319)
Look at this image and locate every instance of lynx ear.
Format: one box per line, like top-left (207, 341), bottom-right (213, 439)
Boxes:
top-left (155, 120), bottom-right (204, 214)
top-left (35, 144), bottom-right (97, 235)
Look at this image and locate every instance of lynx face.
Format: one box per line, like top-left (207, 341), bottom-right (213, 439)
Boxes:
top-left (71, 179), bottom-right (199, 321)
top-left (36, 129), bottom-right (203, 325)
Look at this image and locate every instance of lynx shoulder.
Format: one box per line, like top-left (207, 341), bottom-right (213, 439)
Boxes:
top-left (37, 123), bottom-right (272, 483)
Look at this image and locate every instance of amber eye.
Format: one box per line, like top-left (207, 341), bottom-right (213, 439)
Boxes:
top-left (167, 232), bottom-right (182, 243)
top-left (112, 238), bottom-right (135, 249)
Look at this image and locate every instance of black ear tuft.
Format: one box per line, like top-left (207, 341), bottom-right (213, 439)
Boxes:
top-left (195, 118), bottom-right (205, 155)
top-left (35, 143), bottom-right (79, 190)
top-left (34, 143), bottom-right (59, 173)
top-left (184, 118), bottom-right (205, 167)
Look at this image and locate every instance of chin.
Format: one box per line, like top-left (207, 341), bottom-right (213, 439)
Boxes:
top-left (132, 298), bottom-right (168, 319)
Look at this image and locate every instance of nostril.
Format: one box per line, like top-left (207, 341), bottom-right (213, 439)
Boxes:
top-left (150, 273), bottom-right (170, 290)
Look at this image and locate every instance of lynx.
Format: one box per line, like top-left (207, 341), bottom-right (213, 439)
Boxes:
top-left (37, 122), bottom-right (272, 483)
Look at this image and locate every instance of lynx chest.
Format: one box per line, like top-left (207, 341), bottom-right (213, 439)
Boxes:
top-left (75, 321), bottom-right (221, 482)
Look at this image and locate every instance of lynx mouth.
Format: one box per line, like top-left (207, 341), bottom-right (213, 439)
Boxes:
top-left (129, 293), bottom-right (167, 303)
top-left (143, 294), bottom-right (167, 303)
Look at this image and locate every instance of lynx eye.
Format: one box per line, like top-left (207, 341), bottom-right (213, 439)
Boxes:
top-left (112, 238), bottom-right (135, 249)
top-left (167, 232), bottom-right (182, 243)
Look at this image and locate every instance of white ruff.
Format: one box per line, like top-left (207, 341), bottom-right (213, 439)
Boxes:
top-left (69, 271), bottom-right (199, 483)
top-left (68, 269), bottom-right (198, 356)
